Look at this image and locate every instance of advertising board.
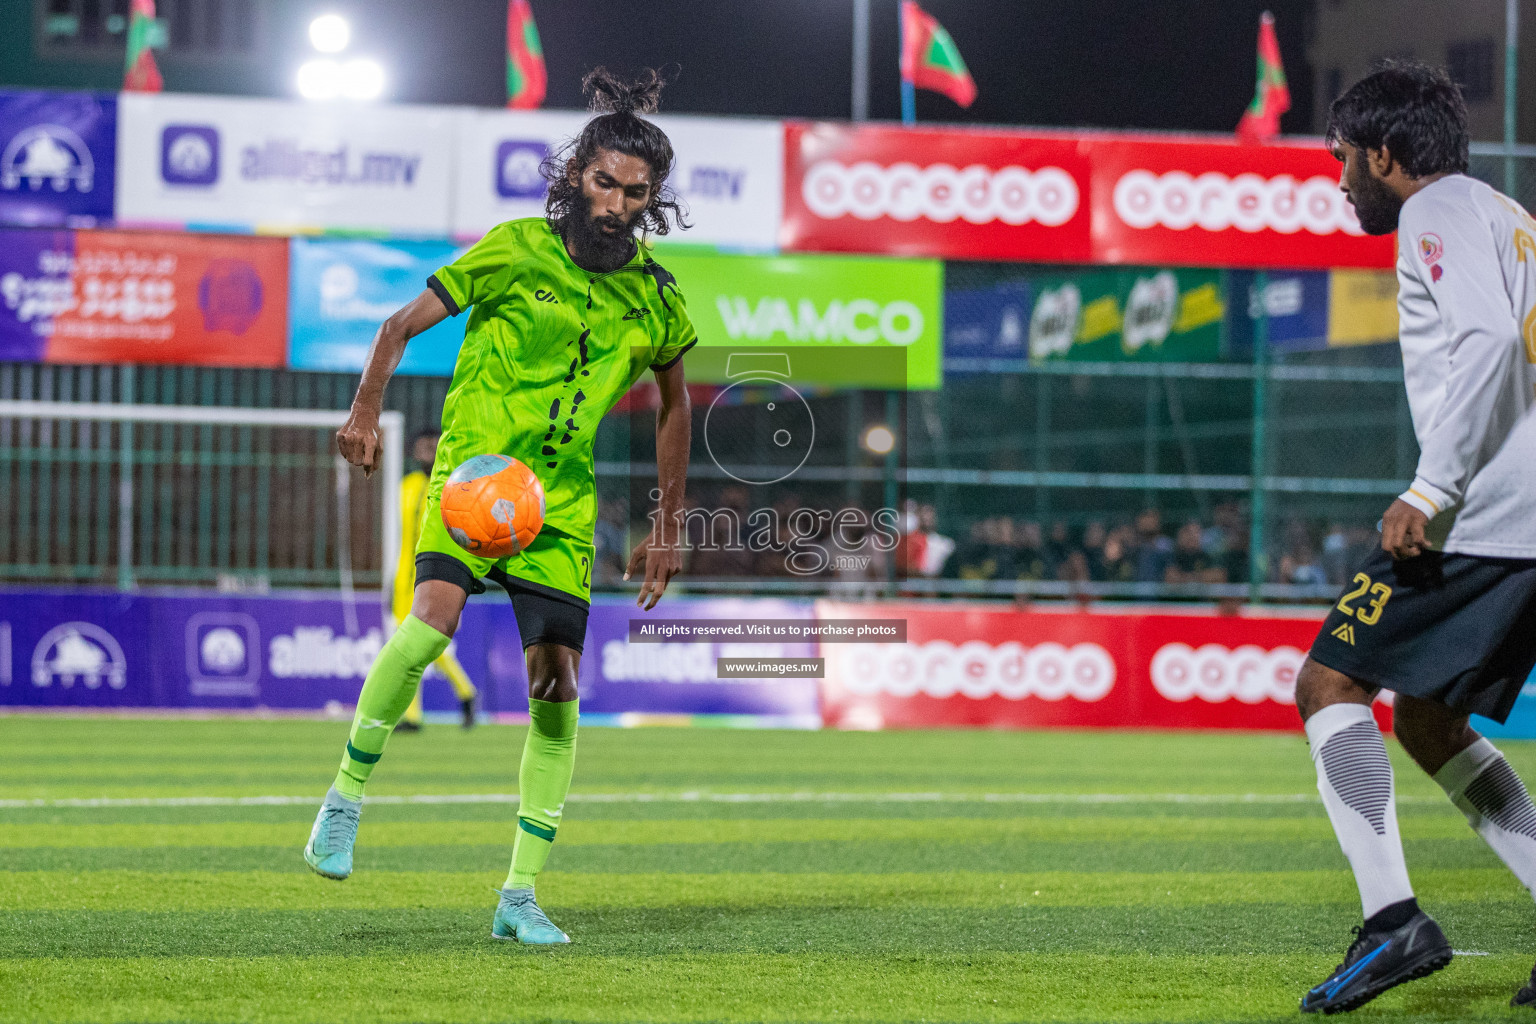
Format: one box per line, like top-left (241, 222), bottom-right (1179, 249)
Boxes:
top-left (116, 92), bottom-right (455, 234)
top-left (0, 90), bottom-right (116, 228)
top-left (782, 122), bottom-right (1093, 263)
top-left (784, 124), bottom-right (1397, 270)
top-left (0, 590), bottom-right (817, 725)
top-left (453, 109), bottom-right (783, 250)
top-left (653, 246), bottom-right (943, 388)
top-left (1082, 135), bottom-right (1394, 269)
top-left (0, 227), bottom-right (287, 366)
top-left (817, 601), bottom-right (1393, 733)
top-left (288, 236), bottom-right (466, 375)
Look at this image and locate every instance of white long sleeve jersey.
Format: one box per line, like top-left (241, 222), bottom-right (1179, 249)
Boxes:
top-left (1394, 174), bottom-right (1536, 558)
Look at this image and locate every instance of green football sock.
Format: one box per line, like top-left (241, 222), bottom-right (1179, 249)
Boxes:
top-left (504, 697), bottom-right (580, 890)
top-left (332, 615), bottom-right (451, 800)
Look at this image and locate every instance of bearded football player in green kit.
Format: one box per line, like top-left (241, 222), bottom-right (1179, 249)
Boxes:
top-left (302, 68), bottom-right (696, 944)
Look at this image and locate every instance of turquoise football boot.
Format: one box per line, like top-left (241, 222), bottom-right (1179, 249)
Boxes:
top-left (491, 887), bottom-right (570, 944)
top-left (303, 786), bottom-right (362, 880)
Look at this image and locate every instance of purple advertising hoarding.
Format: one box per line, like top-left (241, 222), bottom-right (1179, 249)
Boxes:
top-left (0, 589), bottom-right (820, 725)
top-left (573, 597), bottom-right (820, 720)
top-left (0, 227), bottom-right (73, 362)
top-left (1, 590), bottom-right (154, 707)
top-left (0, 588), bottom-right (386, 711)
top-left (0, 90), bottom-right (116, 227)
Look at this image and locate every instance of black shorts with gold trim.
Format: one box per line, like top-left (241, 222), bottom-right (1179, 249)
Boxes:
top-left (1309, 546), bottom-right (1536, 723)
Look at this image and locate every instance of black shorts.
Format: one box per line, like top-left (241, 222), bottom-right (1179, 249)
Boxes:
top-left (415, 552), bottom-right (589, 653)
top-left (1309, 546), bottom-right (1536, 723)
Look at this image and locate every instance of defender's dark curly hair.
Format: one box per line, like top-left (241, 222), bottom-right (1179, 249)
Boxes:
top-left (1326, 60), bottom-right (1469, 178)
top-left (542, 67), bottom-right (690, 236)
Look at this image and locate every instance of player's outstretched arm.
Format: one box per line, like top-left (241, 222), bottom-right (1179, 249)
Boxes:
top-left (336, 289), bottom-right (450, 476)
top-left (626, 359), bottom-right (691, 609)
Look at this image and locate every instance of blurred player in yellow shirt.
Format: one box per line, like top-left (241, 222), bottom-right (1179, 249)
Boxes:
top-left (395, 430), bottom-right (478, 731)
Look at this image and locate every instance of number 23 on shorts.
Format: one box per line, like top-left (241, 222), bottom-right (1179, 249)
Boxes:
top-left (1337, 572), bottom-right (1392, 625)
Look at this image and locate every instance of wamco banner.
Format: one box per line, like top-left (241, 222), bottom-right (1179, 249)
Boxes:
top-left (651, 247), bottom-right (942, 389)
top-left (288, 236), bottom-right (467, 375)
top-left (453, 108), bottom-right (783, 250)
top-left (116, 92), bottom-right (455, 234)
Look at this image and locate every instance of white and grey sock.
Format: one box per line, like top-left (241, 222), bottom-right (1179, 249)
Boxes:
top-left (1306, 702), bottom-right (1415, 918)
top-left (1435, 737), bottom-right (1536, 898)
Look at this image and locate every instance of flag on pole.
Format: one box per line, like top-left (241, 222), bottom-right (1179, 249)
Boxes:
top-left (123, 0), bottom-right (164, 93)
top-left (506, 0), bottom-right (547, 109)
top-left (900, 1), bottom-right (976, 110)
top-left (1236, 11), bottom-right (1290, 142)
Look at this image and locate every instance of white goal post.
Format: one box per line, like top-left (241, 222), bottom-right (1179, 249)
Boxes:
top-left (0, 400), bottom-right (404, 598)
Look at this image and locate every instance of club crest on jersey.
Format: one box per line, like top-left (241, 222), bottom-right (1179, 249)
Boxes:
top-left (1417, 233), bottom-right (1443, 265)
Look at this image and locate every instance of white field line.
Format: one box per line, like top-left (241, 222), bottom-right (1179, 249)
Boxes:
top-left (0, 790), bottom-right (1382, 810)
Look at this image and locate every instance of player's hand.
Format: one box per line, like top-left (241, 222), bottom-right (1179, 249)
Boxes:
top-left (1380, 498), bottom-right (1430, 560)
top-left (336, 406), bottom-right (382, 477)
top-left (625, 527), bottom-right (681, 610)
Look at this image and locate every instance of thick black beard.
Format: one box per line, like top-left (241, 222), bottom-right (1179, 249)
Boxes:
top-left (560, 198), bottom-right (638, 273)
top-left (1347, 163), bottom-right (1405, 236)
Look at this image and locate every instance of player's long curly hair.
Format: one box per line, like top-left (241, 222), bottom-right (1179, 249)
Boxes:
top-left (542, 67), bottom-right (690, 237)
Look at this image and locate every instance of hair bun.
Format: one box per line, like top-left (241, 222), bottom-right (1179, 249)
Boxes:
top-left (583, 66), bottom-right (665, 115)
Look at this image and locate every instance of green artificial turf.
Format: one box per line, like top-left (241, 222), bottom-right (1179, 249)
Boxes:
top-left (3, 716), bottom-right (1535, 1022)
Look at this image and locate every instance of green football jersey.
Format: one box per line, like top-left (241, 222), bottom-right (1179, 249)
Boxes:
top-left (425, 218), bottom-right (696, 539)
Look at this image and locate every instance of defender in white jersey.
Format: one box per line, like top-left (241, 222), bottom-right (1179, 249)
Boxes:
top-left (1294, 62), bottom-right (1536, 1014)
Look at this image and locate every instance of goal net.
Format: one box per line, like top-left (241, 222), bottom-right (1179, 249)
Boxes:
top-left (0, 400), bottom-right (405, 600)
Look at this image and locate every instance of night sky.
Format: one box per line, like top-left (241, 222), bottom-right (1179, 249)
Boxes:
top-left (397, 0), bottom-right (1317, 134)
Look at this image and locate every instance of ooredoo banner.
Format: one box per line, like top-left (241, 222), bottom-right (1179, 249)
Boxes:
top-left (453, 109), bottom-right (783, 250)
top-left (0, 227), bottom-right (287, 366)
top-left (1084, 136), bottom-right (1395, 269)
top-left (782, 122), bottom-right (1093, 262)
top-left (116, 92), bottom-right (455, 235)
top-left (288, 236), bottom-right (467, 375)
top-left (817, 601), bottom-right (1391, 732)
top-left (819, 602), bottom-right (1131, 729)
top-left (783, 124), bottom-right (1397, 270)
top-left (0, 90), bottom-right (116, 228)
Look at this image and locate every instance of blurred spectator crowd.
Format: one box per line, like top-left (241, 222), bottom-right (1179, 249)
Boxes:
top-left (906, 503), bottom-right (1381, 588)
top-left (590, 488), bottom-right (1381, 592)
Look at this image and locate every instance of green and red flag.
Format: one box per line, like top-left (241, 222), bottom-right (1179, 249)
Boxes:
top-left (506, 0), bottom-right (546, 109)
top-left (1236, 11), bottom-right (1290, 142)
top-left (900, 1), bottom-right (976, 109)
top-left (123, 0), bottom-right (164, 93)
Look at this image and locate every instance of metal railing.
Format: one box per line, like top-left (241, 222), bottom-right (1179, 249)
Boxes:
top-left (0, 400), bottom-right (403, 594)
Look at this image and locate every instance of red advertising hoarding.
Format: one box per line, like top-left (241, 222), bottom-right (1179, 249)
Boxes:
top-left (44, 231), bottom-right (288, 367)
top-left (782, 124), bottom-right (1398, 270)
top-left (1082, 136), bottom-right (1396, 269)
top-left (781, 122), bottom-right (1093, 262)
top-left (818, 602), bottom-right (1394, 733)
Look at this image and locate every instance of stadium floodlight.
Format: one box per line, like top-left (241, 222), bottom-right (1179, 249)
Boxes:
top-left (296, 58), bottom-right (342, 100)
top-left (339, 58), bottom-right (385, 100)
top-left (861, 424), bottom-right (895, 456)
top-left (308, 14), bottom-right (350, 53)
top-left (298, 57), bottom-right (384, 101)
